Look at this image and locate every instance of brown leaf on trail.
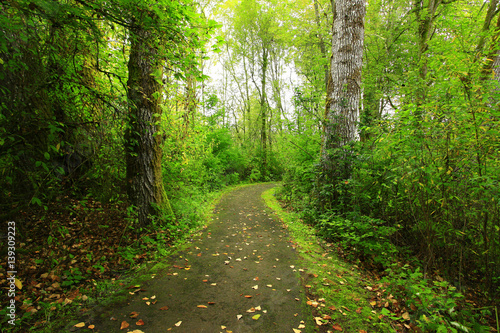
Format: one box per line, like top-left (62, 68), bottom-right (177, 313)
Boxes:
top-left (329, 305), bottom-right (337, 311)
top-left (356, 307), bottom-right (362, 314)
top-left (208, 302), bottom-right (215, 305)
top-left (402, 312), bottom-right (410, 320)
top-left (136, 319), bottom-right (145, 326)
top-left (129, 311), bottom-right (139, 318)
top-left (244, 295), bottom-right (252, 298)
top-left (332, 323), bottom-right (343, 331)
top-left (359, 330), bottom-right (367, 333)
top-left (120, 321), bottom-right (129, 329)
top-left (159, 306), bottom-right (169, 310)
top-left (88, 324), bottom-right (95, 329)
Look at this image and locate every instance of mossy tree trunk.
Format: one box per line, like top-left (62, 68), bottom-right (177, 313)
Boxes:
top-left (125, 24), bottom-right (174, 227)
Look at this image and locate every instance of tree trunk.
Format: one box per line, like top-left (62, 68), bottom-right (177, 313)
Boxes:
top-left (125, 24), bottom-right (174, 227)
top-left (260, 47), bottom-right (269, 179)
top-left (413, 0), bottom-right (444, 108)
top-left (321, 0), bottom-right (365, 180)
top-left (314, 0), bottom-right (329, 91)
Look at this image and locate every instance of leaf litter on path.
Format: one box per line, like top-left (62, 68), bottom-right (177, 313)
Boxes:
top-left (81, 184), bottom-right (310, 332)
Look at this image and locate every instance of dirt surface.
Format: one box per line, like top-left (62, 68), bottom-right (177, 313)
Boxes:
top-left (88, 183), bottom-right (312, 332)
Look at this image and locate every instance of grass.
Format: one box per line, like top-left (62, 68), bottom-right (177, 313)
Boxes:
top-left (262, 186), bottom-right (395, 332)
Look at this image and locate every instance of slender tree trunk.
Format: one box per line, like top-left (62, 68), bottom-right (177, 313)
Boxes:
top-left (314, 0), bottom-right (329, 91)
top-left (260, 48), bottom-right (269, 179)
top-left (183, 69), bottom-right (197, 137)
top-left (125, 24), bottom-right (174, 227)
top-left (413, 0), bottom-right (443, 109)
top-left (481, 4), bottom-right (500, 83)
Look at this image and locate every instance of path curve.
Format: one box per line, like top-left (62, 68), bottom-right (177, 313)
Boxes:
top-left (92, 183), bottom-right (310, 332)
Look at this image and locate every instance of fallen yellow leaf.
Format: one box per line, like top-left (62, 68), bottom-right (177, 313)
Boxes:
top-left (14, 278), bottom-right (22, 290)
top-left (74, 322), bottom-right (85, 328)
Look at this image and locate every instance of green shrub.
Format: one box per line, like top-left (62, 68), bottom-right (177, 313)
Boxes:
top-left (249, 168), bottom-right (261, 182)
top-left (318, 212), bottom-right (399, 267)
top-left (382, 264), bottom-right (490, 333)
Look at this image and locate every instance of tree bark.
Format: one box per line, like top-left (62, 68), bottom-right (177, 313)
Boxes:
top-left (125, 24), bottom-right (174, 227)
top-left (321, 0), bottom-right (365, 178)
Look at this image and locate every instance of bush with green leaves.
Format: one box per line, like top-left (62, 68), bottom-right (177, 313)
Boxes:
top-left (318, 212), bottom-right (399, 267)
top-left (381, 265), bottom-right (491, 333)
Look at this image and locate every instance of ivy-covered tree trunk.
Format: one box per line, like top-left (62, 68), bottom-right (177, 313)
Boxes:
top-left (320, 0), bottom-right (366, 182)
top-left (126, 24), bottom-right (174, 227)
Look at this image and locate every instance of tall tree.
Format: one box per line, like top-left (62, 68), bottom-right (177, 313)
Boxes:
top-left (125, 19), bottom-right (174, 227)
top-left (320, 0), bottom-right (366, 187)
top-left (123, 0), bottom-right (216, 226)
top-left (225, 0), bottom-right (279, 179)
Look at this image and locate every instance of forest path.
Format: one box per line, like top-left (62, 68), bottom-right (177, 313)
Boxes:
top-left (91, 183), bottom-right (311, 332)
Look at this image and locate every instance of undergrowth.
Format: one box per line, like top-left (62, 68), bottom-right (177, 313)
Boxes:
top-left (266, 185), bottom-right (497, 333)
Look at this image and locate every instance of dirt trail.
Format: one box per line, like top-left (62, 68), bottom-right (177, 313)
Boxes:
top-left (91, 183), bottom-right (310, 332)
